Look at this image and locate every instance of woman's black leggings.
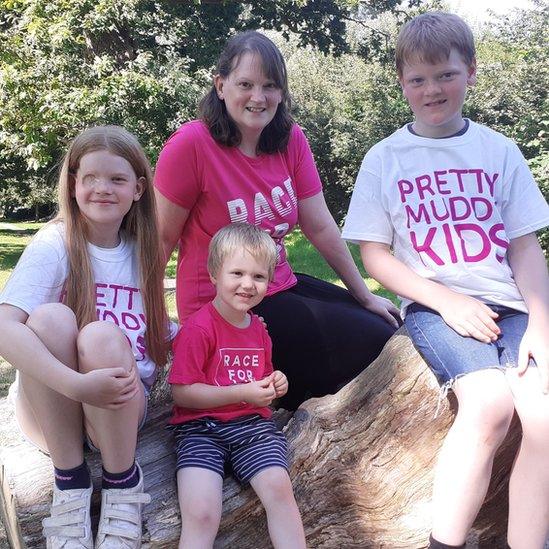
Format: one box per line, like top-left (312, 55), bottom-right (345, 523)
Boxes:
top-left (253, 273), bottom-right (398, 410)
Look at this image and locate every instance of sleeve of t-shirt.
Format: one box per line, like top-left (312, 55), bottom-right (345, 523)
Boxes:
top-left (0, 226), bottom-right (66, 314)
top-left (499, 143), bottom-right (549, 239)
top-left (260, 323), bottom-right (274, 377)
top-left (153, 123), bottom-right (203, 211)
top-left (341, 148), bottom-right (394, 245)
top-left (168, 325), bottom-right (212, 385)
top-left (286, 125), bottom-right (323, 200)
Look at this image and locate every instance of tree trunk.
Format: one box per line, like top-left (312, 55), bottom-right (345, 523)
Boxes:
top-left (0, 329), bottom-right (525, 548)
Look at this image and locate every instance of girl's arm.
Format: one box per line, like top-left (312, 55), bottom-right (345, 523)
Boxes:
top-left (171, 376), bottom-right (276, 409)
top-left (360, 242), bottom-right (501, 343)
top-left (154, 190), bottom-right (190, 265)
top-left (0, 304), bottom-right (138, 408)
top-left (297, 194), bottom-right (399, 327)
top-left (507, 233), bottom-right (549, 391)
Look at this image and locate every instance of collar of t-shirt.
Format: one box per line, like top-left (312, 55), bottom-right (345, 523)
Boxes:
top-left (406, 118), bottom-right (470, 139)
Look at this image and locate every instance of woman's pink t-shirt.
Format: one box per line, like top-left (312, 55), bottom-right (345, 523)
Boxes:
top-left (154, 121), bottom-right (322, 320)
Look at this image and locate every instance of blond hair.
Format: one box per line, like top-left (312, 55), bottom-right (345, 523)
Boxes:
top-left (396, 12), bottom-right (475, 77)
top-left (55, 125), bottom-right (168, 366)
top-left (207, 223), bottom-right (277, 281)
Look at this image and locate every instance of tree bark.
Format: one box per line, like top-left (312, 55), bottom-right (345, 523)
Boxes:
top-left (0, 329), bottom-right (526, 548)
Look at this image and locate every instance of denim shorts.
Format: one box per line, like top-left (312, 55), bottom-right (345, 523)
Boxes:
top-left (404, 303), bottom-right (534, 387)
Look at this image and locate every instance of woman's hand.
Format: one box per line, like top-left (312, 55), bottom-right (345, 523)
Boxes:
top-left (358, 294), bottom-right (401, 328)
top-left (73, 366), bottom-right (140, 409)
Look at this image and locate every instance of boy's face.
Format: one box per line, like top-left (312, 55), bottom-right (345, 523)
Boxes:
top-left (399, 48), bottom-right (476, 138)
top-left (211, 249), bottom-right (270, 323)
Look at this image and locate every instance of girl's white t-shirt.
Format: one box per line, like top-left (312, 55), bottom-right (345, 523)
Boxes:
top-left (0, 222), bottom-right (158, 388)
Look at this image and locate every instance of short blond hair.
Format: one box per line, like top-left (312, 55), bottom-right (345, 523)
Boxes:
top-left (396, 12), bottom-right (475, 77)
top-left (208, 223), bottom-right (277, 280)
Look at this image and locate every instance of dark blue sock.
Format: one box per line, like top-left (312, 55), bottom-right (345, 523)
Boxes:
top-left (54, 461), bottom-right (91, 491)
top-left (102, 461), bottom-right (139, 490)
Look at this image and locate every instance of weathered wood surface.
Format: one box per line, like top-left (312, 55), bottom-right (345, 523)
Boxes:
top-left (0, 329), bottom-right (526, 548)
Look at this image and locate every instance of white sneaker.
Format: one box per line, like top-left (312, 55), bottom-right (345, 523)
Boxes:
top-left (42, 484), bottom-right (93, 549)
top-left (95, 463), bottom-right (151, 548)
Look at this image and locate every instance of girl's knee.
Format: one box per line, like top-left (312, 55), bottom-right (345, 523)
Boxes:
top-left (27, 303), bottom-right (78, 340)
top-left (77, 321), bottom-right (132, 372)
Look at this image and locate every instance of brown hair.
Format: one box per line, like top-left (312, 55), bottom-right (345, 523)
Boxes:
top-left (208, 223), bottom-right (277, 281)
top-left (396, 12), bottom-right (475, 77)
top-left (55, 125), bottom-right (169, 366)
top-left (199, 31), bottom-right (294, 154)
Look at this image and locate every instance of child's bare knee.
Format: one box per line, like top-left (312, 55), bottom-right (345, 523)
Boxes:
top-left (77, 321), bottom-right (131, 372)
top-left (182, 501), bottom-right (221, 532)
top-left (459, 394), bottom-right (514, 448)
top-left (26, 303), bottom-right (77, 339)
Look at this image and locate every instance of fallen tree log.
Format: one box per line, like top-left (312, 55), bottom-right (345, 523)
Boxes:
top-left (0, 329), bottom-right (526, 548)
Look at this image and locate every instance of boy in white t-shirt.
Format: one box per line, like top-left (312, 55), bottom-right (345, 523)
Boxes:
top-left (342, 12), bottom-right (549, 549)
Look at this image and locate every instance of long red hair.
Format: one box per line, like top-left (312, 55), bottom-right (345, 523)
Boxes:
top-left (55, 125), bottom-right (169, 367)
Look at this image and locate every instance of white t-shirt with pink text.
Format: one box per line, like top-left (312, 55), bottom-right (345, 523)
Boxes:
top-left (154, 121), bottom-right (322, 321)
top-left (342, 122), bottom-right (549, 314)
top-left (0, 223), bottom-right (158, 388)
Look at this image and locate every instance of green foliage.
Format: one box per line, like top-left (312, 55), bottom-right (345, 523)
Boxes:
top-left (286, 43), bottom-right (408, 221)
top-left (0, 0), bottom-right (412, 217)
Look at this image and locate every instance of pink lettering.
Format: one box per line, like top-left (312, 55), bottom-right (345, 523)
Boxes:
top-left (484, 172), bottom-right (499, 197)
top-left (448, 169), bottom-right (468, 192)
top-left (470, 197), bottom-right (493, 222)
top-left (454, 223), bottom-right (491, 262)
top-left (397, 179), bottom-right (413, 203)
top-left (434, 171), bottom-right (451, 195)
top-left (122, 312), bottom-right (140, 331)
top-left (442, 224), bottom-right (458, 264)
top-left (449, 196), bottom-right (471, 221)
top-left (110, 284), bottom-right (124, 308)
top-left (430, 199), bottom-right (450, 222)
top-left (488, 223), bottom-right (509, 263)
top-left (95, 283), bottom-right (108, 307)
top-left (405, 203), bottom-right (431, 228)
top-left (415, 175), bottom-right (435, 200)
top-left (410, 227), bottom-right (444, 265)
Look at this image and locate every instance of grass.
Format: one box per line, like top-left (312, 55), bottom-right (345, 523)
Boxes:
top-left (0, 222), bottom-right (398, 398)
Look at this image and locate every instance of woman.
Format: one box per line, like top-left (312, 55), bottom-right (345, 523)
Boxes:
top-left (154, 31), bottom-right (399, 409)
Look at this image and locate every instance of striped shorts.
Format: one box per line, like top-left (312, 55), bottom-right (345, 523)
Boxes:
top-left (172, 414), bottom-right (289, 483)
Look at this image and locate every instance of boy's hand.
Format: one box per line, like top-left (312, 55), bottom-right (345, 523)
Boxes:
top-left (271, 370), bottom-right (288, 398)
top-left (517, 320), bottom-right (549, 393)
top-left (269, 370), bottom-right (288, 398)
top-left (436, 291), bottom-right (500, 343)
top-left (241, 377), bottom-right (276, 407)
top-left (74, 366), bottom-right (140, 409)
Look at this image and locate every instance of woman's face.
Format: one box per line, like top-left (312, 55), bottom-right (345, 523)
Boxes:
top-left (215, 52), bottom-right (283, 145)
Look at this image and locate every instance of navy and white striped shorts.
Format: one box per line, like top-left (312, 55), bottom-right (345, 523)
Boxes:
top-left (172, 414), bottom-right (289, 483)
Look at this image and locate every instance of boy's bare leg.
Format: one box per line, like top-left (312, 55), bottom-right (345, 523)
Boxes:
top-left (77, 321), bottom-right (145, 474)
top-left (176, 467), bottom-right (223, 549)
top-left (250, 467), bottom-right (306, 549)
top-left (16, 303), bottom-right (84, 469)
top-left (431, 369), bottom-right (514, 545)
top-left (506, 367), bottom-right (549, 549)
